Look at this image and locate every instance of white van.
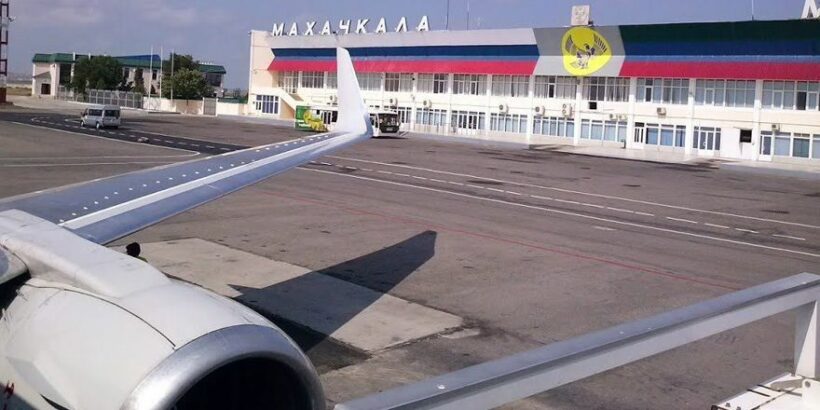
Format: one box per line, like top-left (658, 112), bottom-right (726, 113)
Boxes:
top-left (81, 105), bottom-right (121, 129)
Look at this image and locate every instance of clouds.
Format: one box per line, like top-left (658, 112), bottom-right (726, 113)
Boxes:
top-left (15, 0), bottom-right (229, 28)
top-left (16, 0), bottom-right (109, 26)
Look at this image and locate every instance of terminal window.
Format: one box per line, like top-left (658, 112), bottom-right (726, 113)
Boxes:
top-left (533, 116), bottom-right (574, 138)
top-left (584, 77), bottom-right (629, 102)
top-left (763, 81), bottom-right (820, 110)
top-left (695, 79), bottom-right (755, 108)
top-left (491, 75), bottom-right (529, 98)
top-left (638, 78), bottom-right (690, 105)
top-left (300, 71), bottom-right (324, 89)
top-left (453, 74), bottom-right (487, 96)
top-left (417, 74), bottom-right (447, 94)
top-left (254, 95), bottom-right (279, 114)
top-left (356, 72), bottom-right (382, 91)
top-left (534, 76), bottom-right (577, 100)
top-left (384, 73), bottom-right (413, 93)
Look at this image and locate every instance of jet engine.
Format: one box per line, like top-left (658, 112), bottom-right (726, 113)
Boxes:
top-left (0, 210), bottom-right (325, 409)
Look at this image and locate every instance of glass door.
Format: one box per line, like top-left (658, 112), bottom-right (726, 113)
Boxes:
top-left (694, 127), bottom-right (721, 156)
top-left (759, 131), bottom-right (773, 161)
top-left (633, 124), bottom-right (645, 145)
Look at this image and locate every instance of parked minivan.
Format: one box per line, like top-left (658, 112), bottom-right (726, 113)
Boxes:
top-left (81, 105), bottom-right (121, 129)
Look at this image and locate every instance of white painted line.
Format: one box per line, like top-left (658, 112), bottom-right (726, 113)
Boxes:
top-left (581, 203), bottom-right (605, 209)
top-left (377, 170), bottom-right (393, 175)
top-left (666, 217), bottom-right (699, 225)
top-left (411, 176), bottom-right (427, 180)
top-left (329, 155), bottom-right (820, 230)
top-left (772, 234), bottom-right (806, 241)
top-left (394, 173), bottom-right (411, 178)
top-left (705, 223), bottom-right (731, 229)
top-left (634, 211), bottom-right (655, 217)
top-left (530, 195), bottom-right (553, 201)
top-left (466, 184), bottom-right (487, 190)
top-left (343, 166), bottom-right (358, 170)
top-left (429, 179), bottom-right (447, 184)
top-left (607, 207), bottom-right (635, 214)
top-left (447, 181), bottom-right (465, 186)
top-left (0, 162), bottom-right (175, 168)
top-left (735, 228), bottom-right (759, 234)
top-left (505, 191), bottom-right (523, 196)
top-left (555, 199), bottom-right (581, 205)
top-left (9, 122), bottom-right (200, 156)
top-left (300, 168), bottom-right (820, 259)
top-left (486, 188), bottom-right (505, 193)
top-left (594, 226), bottom-right (616, 231)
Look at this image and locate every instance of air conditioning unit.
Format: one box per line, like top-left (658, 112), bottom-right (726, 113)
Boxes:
top-left (328, 95), bottom-right (338, 104)
top-left (656, 107), bottom-right (667, 116)
top-left (561, 103), bottom-right (574, 118)
top-left (617, 114), bottom-right (628, 121)
top-left (422, 99), bottom-right (432, 108)
top-left (533, 106), bottom-right (545, 117)
top-left (498, 104), bottom-right (509, 114)
top-left (387, 98), bottom-right (398, 107)
top-left (771, 123), bottom-right (780, 132)
top-left (608, 113), bottom-right (617, 120)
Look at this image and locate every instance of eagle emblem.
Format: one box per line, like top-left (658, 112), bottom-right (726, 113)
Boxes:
top-left (561, 27), bottom-right (613, 76)
top-left (564, 33), bottom-right (608, 70)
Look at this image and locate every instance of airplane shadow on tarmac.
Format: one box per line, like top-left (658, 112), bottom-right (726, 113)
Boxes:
top-left (229, 230), bottom-right (438, 364)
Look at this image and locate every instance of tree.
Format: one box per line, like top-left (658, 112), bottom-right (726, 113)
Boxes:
top-left (162, 54), bottom-right (204, 99)
top-left (131, 69), bottom-right (146, 95)
top-left (163, 68), bottom-right (209, 100)
top-left (70, 56), bottom-right (122, 95)
top-left (162, 54), bottom-right (199, 78)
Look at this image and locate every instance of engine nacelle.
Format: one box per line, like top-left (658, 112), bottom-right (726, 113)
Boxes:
top-left (0, 210), bottom-right (325, 409)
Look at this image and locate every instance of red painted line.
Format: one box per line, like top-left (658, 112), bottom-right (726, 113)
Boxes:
top-left (271, 191), bottom-right (741, 291)
top-left (268, 60), bottom-right (538, 75)
top-left (619, 61), bottom-right (820, 81)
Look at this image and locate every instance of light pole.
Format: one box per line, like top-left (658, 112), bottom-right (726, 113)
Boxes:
top-left (446, 0), bottom-right (450, 30)
top-left (170, 50), bottom-right (174, 101)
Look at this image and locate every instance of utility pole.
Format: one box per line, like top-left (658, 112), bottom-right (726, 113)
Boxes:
top-left (170, 50), bottom-right (174, 101)
top-left (159, 46), bottom-right (163, 100)
top-left (466, 0), bottom-right (470, 30)
top-left (751, 0), bottom-right (756, 20)
top-left (148, 45), bottom-right (153, 109)
top-left (445, 0), bottom-right (450, 30)
top-left (0, 0), bottom-right (9, 103)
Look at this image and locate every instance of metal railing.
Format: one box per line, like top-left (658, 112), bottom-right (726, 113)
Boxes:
top-left (337, 273), bottom-right (820, 410)
top-left (55, 86), bottom-right (144, 109)
top-left (87, 89), bottom-right (143, 109)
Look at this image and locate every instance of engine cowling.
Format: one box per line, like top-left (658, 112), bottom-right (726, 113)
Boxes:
top-left (0, 279), bottom-right (325, 410)
top-left (0, 211), bottom-right (324, 409)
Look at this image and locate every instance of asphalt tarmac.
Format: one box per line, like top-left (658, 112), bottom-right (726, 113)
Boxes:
top-left (1, 106), bottom-right (818, 409)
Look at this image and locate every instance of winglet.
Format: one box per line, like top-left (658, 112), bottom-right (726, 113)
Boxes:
top-left (334, 47), bottom-right (372, 137)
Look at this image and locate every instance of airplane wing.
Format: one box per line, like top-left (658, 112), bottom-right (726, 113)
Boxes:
top-left (0, 48), bottom-right (372, 246)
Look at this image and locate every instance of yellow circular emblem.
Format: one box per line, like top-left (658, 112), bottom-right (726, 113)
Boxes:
top-left (561, 27), bottom-right (612, 76)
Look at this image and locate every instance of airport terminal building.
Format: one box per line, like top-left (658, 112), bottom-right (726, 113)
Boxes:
top-left (249, 18), bottom-right (820, 164)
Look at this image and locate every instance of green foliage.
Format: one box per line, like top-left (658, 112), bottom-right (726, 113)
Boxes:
top-left (132, 69), bottom-right (146, 95)
top-left (163, 68), bottom-right (209, 100)
top-left (163, 54), bottom-right (199, 78)
top-left (70, 56), bottom-right (122, 95)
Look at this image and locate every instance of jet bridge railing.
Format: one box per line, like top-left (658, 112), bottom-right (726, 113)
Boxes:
top-left (336, 273), bottom-right (820, 410)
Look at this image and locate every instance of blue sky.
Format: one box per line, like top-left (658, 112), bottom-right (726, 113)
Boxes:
top-left (11, 0), bottom-right (809, 88)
